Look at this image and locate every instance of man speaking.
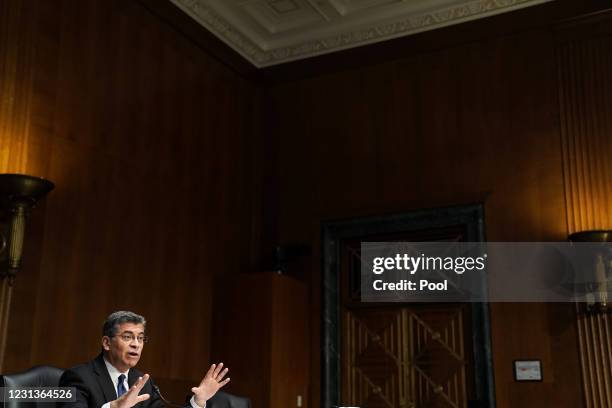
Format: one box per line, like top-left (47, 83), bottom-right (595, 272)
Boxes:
top-left (59, 311), bottom-right (229, 408)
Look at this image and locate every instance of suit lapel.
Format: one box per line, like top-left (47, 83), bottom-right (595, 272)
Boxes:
top-left (93, 353), bottom-right (119, 403)
top-left (127, 368), bottom-right (139, 388)
top-left (128, 368), bottom-right (150, 403)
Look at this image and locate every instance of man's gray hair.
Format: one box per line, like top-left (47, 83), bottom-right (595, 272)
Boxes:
top-left (102, 311), bottom-right (147, 337)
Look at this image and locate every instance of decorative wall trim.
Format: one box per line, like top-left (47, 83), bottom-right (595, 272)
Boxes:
top-left (169, 0), bottom-right (552, 67)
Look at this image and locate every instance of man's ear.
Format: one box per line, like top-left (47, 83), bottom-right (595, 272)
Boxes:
top-left (102, 336), bottom-right (111, 351)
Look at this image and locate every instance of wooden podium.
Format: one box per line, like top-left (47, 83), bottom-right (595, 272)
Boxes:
top-left (211, 272), bottom-right (309, 408)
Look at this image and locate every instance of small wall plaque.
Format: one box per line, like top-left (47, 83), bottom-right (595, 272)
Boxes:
top-left (514, 359), bottom-right (542, 381)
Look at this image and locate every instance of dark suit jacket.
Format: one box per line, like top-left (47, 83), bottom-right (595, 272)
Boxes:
top-left (206, 392), bottom-right (251, 408)
top-left (58, 353), bottom-right (168, 408)
top-left (58, 354), bottom-right (246, 408)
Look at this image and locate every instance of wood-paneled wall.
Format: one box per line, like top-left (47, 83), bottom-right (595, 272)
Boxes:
top-left (2, 0), bottom-right (611, 407)
top-left (557, 17), bottom-right (612, 408)
top-left (0, 0), bottom-right (261, 391)
top-left (263, 11), bottom-right (612, 408)
top-left (211, 272), bottom-right (309, 408)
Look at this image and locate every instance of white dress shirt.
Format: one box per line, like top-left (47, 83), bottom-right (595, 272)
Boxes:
top-left (101, 358), bottom-right (203, 408)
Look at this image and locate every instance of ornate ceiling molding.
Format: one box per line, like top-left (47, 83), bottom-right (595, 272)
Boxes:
top-left (169, 0), bottom-right (553, 67)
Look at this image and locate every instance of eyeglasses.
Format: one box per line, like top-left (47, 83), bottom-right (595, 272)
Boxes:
top-left (113, 333), bottom-right (149, 344)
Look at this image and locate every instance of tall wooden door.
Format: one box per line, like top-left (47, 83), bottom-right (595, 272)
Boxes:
top-left (321, 205), bottom-right (494, 408)
top-left (340, 231), bottom-right (474, 408)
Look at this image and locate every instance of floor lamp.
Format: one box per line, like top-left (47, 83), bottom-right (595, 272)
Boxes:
top-left (0, 174), bottom-right (54, 371)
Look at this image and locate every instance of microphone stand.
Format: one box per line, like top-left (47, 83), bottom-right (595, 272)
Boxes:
top-left (152, 384), bottom-right (186, 408)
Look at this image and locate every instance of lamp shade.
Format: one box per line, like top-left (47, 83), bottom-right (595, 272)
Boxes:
top-left (568, 230), bottom-right (612, 242)
top-left (0, 174), bottom-right (54, 205)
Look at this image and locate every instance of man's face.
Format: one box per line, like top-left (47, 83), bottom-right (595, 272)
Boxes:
top-left (102, 322), bottom-right (145, 372)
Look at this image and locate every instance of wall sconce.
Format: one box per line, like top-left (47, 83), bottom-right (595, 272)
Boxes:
top-left (0, 173), bottom-right (54, 370)
top-left (568, 230), bottom-right (612, 314)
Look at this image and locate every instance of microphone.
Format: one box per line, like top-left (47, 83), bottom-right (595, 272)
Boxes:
top-left (152, 383), bottom-right (185, 408)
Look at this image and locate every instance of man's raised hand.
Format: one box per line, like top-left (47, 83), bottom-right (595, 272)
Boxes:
top-left (110, 374), bottom-right (151, 408)
top-left (192, 363), bottom-right (230, 407)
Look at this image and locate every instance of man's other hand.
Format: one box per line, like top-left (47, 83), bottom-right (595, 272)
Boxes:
top-left (192, 363), bottom-right (230, 407)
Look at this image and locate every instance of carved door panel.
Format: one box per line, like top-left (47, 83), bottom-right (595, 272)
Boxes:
top-left (340, 230), bottom-right (471, 408)
top-left (343, 306), bottom-right (468, 408)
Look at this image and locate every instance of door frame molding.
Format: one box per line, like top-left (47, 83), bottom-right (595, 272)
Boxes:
top-left (321, 203), bottom-right (496, 408)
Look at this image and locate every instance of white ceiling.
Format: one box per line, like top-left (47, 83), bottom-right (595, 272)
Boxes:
top-left (169, 0), bottom-right (553, 67)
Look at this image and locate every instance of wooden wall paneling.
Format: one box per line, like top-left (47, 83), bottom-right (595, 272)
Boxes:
top-left (2, 1), bottom-right (611, 407)
top-left (0, 0), bottom-right (60, 372)
top-left (0, 0), bottom-right (35, 174)
top-left (270, 273), bottom-right (310, 408)
top-left (212, 273), bottom-right (273, 408)
top-left (264, 16), bottom-right (589, 408)
top-left (136, 0), bottom-right (260, 80)
top-left (558, 19), bottom-right (612, 233)
top-left (211, 272), bottom-right (309, 408)
top-left (557, 15), bottom-right (612, 408)
top-left (0, 0), bottom-right (261, 394)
